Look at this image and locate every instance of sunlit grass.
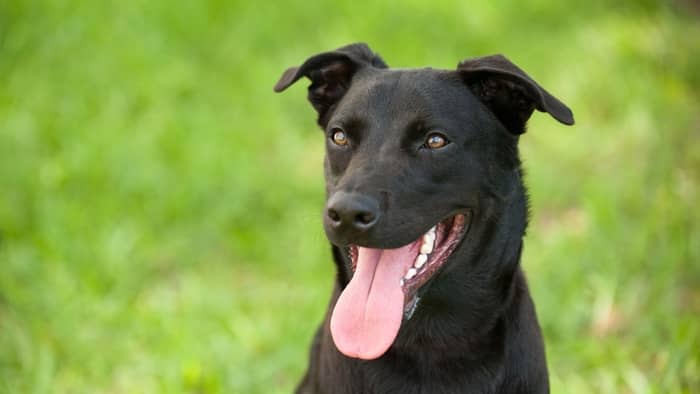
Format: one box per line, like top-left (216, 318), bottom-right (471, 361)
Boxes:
top-left (0, 0), bottom-right (698, 393)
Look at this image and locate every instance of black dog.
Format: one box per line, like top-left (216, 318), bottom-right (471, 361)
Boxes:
top-left (274, 43), bottom-right (574, 394)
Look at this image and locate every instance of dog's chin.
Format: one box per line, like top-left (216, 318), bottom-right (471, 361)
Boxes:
top-left (346, 211), bottom-right (471, 319)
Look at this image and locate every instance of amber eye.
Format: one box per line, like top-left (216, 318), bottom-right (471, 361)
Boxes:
top-left (331, 129), bottom-right (349, 146)
top-left (425, 133), bottom-right (449, 149)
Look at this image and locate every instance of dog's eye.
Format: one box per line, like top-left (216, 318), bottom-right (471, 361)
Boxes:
top-left (425, 133), bottom-right (449, 149)
top-left (331, 129), bottom-right (349, 146)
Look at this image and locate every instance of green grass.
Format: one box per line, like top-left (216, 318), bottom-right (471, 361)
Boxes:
top-left (0, 0), bottom-right (698, 393)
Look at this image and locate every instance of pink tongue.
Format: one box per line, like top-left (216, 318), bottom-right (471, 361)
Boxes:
top-left (330, 244), bottom-right (417, 360)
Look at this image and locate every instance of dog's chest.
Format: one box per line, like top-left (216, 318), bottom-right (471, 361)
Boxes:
top-left (317, 349), bottom-right (500, 394)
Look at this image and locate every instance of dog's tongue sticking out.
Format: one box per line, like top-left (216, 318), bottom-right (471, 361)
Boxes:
top-left (330, 245), bottom-right (416, 360)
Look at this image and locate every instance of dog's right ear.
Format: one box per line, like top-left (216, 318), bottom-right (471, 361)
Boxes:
top-left (274, 43), bottom-right (388, 124)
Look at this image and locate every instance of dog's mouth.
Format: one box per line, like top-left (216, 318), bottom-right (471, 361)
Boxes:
top-left (330, 212), bottom-right (471, 360)
top-left (350, 213), bottom-right (469, 305)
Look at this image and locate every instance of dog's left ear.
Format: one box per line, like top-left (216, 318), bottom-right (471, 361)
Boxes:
top-left (458, 54), bottom-right (574, 134)
top-left (274, 43), bottom-right (388, 125)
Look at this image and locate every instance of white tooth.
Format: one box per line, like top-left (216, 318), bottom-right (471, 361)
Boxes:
top-left (427, 225), bottom-right (436, 236)
top-left (414, 253), bottom-right (427, 268)
top-left (400, 278), bottom-right (405, 287)
top-left (420, 239), bottom-right (433, 254)
top-left (404, 268), bottom-right (417, 280)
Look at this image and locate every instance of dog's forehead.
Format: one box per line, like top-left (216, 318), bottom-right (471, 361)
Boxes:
top-left (335, 68), bottom-right (476, 123)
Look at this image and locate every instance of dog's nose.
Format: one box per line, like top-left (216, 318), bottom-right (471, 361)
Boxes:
top-left (326, 192), bottom-right (380, 232)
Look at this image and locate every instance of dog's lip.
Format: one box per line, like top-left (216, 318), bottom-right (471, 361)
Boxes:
top-left (346, 210), bottom-right (472, 317)
top-left (401, 212), bottom-right (471, 305)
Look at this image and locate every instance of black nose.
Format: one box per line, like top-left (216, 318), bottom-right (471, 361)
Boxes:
top-left (326, 192), bottom-right (380, 232)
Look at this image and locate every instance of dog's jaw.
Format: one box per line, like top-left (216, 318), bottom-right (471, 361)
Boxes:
top-left (347, 212), bottom-right (470, 306)
top-left (330, 212), bottom-right (471, 359)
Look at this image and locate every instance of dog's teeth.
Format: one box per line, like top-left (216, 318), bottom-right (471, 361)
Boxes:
top-left (400, 278), bottom-right (405, 287)
top-left (414, 253), bottom-right (427, 268)
top-left (404, 268), bottom-right (417, 280)
top-left (420, 238), bottom-right (434, 254)
top-left (421, 228), bottom-right (436, 254)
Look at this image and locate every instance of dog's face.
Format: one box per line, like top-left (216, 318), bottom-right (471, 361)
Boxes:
top-left (275, 43), bottom-right (573, 360)
top-left (320, 68), bottom-right (508, 248)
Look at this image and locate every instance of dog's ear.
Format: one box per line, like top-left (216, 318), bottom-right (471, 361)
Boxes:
top-left (457, 54), bottom-right (574, 134)
top-left (274, 43), bottom-right (388, 124)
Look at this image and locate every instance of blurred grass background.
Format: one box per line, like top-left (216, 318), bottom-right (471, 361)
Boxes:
top-left (0, 0), bottom-right (699, 393)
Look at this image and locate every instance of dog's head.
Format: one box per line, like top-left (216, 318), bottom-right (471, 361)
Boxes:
top-left (275, 43), bottom-right (573, 360)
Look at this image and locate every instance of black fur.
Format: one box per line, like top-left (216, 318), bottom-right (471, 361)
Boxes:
top-left (274, 43), bottom-right (574, 394)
